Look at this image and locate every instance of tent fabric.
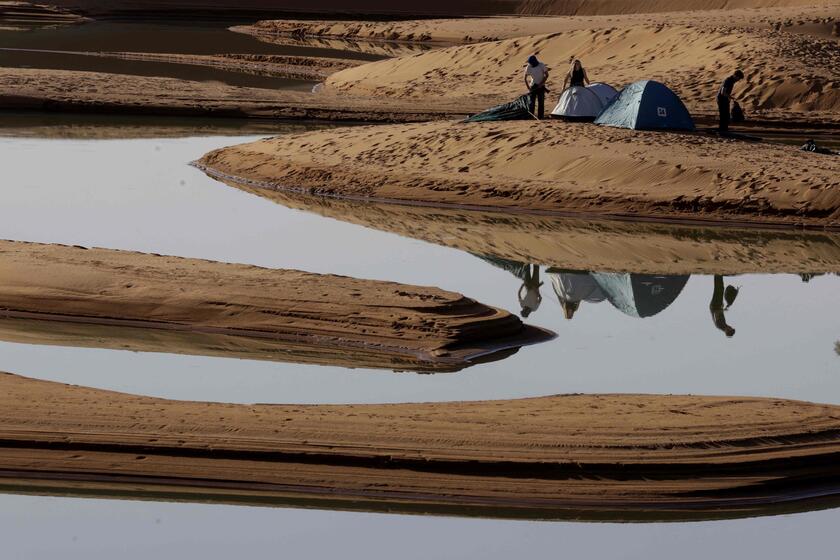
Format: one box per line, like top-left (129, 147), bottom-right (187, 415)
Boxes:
top-left (594, 80), bottom-right (695, 131)
top-left (465, 94), bottom-right (534, 122)
top-left (550, 86), bottom-right (604, 120)
top-left (590, 273), bottom-right (690, 318)
top-left (550, 272), bottom-right (607, 304)
top-left (587, 83), bottom-right (619, 107)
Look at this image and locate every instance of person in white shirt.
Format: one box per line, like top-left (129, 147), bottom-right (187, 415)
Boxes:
top-left (523, 55), bottom-right (549, 119)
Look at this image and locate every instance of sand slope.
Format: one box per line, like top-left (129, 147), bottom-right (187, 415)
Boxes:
top-left (198, 120), bottom-right (840, 229)
top-left (221, 187), bottom-right (840, 275)
top-left (0, 240), bottom-right (548, 371)
top-left (325, 8), bottom-right (840, 121)
top-left (3, 371), bottom-right (840, 520)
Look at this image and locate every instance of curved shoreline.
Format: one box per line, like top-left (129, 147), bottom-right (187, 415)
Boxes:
top-left (196, 121), bottom-right (840, 230)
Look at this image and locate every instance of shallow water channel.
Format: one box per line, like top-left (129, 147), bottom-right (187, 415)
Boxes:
top-left (0, 20), bottom-right (386, 90)
top-left (1, 122), bottom-right (839, 557)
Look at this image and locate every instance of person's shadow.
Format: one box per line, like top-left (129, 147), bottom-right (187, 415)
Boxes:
top-left (710, 275), bottom-right (739, 338)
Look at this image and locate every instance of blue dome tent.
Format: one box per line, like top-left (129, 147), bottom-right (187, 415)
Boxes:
top-left (589, 273), bottom-right (690, 318)
top-left (594, 80), bottom-right (695, 131)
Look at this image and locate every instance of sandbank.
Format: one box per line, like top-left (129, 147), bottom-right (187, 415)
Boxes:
top-left (0, 67), bottom-right (479, 121)
top-left (197, 120), bottom-right (840, 229)
top-left (3, 371), bottom-right (840, 520)
top-left (0, 240), bottom-right (548, 371)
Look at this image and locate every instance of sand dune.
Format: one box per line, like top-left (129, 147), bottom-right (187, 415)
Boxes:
top-left (0, 240), bottom-right (548, 371)
top-left (219, 187), bottom-right (840, 275)
top-left (515, 0), bottom-right (838, 15)
top-left (3, 371), bottom-right (840, 520)
top-left (324, 7), bottom-right (840, 121)
top-left (198, 120), bottom-right (840, 229)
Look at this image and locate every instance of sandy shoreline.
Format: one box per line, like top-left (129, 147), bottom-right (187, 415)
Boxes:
top-left (0, 240), bottom-right (548, 371)
top-left (3, 370), bottom-right (840, 520)
top-left (0, 67), bottom-right (480, 121)
top-left (198, 120), bottom-right (840, 229)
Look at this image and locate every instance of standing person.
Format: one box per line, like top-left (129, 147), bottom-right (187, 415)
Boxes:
top-left (562, 58), bottom-right (590, 90)
top-left (717, 69), bottom-right (744, 134)
top-left (524, 55), bottom-right (549, 120)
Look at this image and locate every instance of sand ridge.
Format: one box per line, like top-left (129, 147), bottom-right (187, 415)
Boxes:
top-left (0, 240), bottom-right (549, 371)
top-left (3, 371), bottom-right (840, 520)
top-left (323, 6), bottom-right (840, 122)
top-left (198, 119), bottom-right (840, 229)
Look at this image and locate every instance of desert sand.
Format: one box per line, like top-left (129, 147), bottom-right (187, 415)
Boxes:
top-left (0, 67), bottom-right (480, 121)
top-left (198, 119), bottom-right (840, 228)
top-left (318, 5), bottom-right (840, 125)
top-left (3, 370), bottom-right (840, 520)
top-left (219, 186), bottom-right (840, 275)
top-left (5, 3), bottom-right (838, 126)
top-left (0, 240), bottom-right (549, 372)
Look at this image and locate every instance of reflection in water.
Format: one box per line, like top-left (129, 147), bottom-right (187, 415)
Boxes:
top-left (479, 255), bottom-right (695, 322)
top-left (710, 275), bottom-right (739, 338)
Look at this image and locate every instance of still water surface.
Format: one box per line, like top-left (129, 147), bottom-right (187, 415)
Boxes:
top-left (1, 125), bottom-right (838, 557)
top-left (0, 20), bottom-right (385, 90)
top-left (0, 132), bottom-right (837, 405)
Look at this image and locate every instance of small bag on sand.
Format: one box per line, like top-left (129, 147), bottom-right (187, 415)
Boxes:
top-left (731, 101), bottom-right (745, 123)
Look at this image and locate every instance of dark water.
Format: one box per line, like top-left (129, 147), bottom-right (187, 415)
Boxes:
top-left (0, 20), bottom-right (386, 90)
top-left (1, 130), bottom-right (838, 557)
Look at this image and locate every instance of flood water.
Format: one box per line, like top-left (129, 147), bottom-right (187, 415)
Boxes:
top-left (1, 123), bottom-right (839, 557)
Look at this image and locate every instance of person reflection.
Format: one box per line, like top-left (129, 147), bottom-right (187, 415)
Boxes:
top-left (518, 264), bottom-right (544, 318)
top-left (471, 255), bottom-right (544, 318)
top-left (710, 275), bottom-right (739, 338)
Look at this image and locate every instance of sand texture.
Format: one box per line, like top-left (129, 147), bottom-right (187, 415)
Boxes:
top-left (0, 67), bottom-right (480, 122)
top-left (323, 6), bottom-right (840, 125)
top-left (0, 240), bottom-right (548, 371)
top-left (198, 120), bottom-right (840, 229)
top-left (0, 1), bottom-right (89, 28)
top-left (3, 371), bottom-right (840, 520)
top-left (219, 187), bottom-right (840, 275)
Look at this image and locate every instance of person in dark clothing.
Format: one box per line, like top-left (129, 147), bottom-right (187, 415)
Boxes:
top-left (563, 58), bottom-right (590, 90)
top-left (710, 275), bottom-right (737, 337)
top-left (717, 69), bottom-right (744, 133)
top-left (523, 55), bottom-right (549, 119)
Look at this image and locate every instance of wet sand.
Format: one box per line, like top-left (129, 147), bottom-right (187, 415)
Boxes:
top-left (3, 370), bottom-right (840, 520)
top-left (0, 1), bottom-right (88, 28)
top-left (0, 67), bottom-right (478, 121)
top-left (0, 240), bottom-right (548, 371)
top-left (197, 120), bottom-right (840, 229)
top-left (217, 186), bottom-right (840, 275)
